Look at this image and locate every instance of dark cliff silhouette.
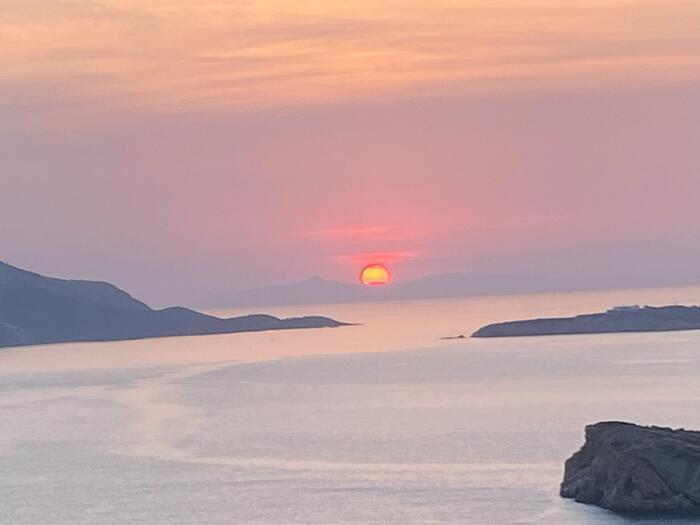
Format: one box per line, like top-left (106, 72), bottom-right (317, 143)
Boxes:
top-left (0, 261), bottom-right (343, 349)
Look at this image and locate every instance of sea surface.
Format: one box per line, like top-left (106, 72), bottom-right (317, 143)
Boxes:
top-left (1, 286), bottom-right (699, 524)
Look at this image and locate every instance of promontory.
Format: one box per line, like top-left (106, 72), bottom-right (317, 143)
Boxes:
top-left (0, 260), bottom-right (344, 349)
top-left (472, 305), bottom-right (700, 338)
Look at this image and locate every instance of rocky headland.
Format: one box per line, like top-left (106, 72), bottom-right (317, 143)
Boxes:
top-left (472, 305), bottom-right (700, 338)
top-left (0, 261), bottom-right (344, 349)
top-left (561, 421), bottom-right (700, 515)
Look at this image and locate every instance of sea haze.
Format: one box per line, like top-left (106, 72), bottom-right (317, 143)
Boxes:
top-left (1, 286), bottom-right (699, 524)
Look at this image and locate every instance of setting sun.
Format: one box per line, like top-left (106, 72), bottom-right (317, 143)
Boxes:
top-left (360, 264), bottom-right (391, 286)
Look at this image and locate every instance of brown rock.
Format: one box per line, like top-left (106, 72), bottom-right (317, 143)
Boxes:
top-left (561, 421), bottom-right (700, 515)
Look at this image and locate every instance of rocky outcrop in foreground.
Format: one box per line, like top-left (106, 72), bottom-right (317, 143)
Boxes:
top-left (561, 421), bottom-right (700, 515)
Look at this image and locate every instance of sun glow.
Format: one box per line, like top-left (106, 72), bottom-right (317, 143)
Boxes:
top-left (360, 264), bottom-right (391, 286)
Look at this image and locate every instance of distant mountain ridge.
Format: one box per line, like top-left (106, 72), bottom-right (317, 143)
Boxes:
top-left (219, 272), bottom-right (565, 307)
top-left (217, 271), bottom-right (700, 308)
top-left (0, 261), bottom-right (343, 349)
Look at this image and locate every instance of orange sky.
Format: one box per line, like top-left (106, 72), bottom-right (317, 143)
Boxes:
top-left (3, 0), bottom-right (699, 126)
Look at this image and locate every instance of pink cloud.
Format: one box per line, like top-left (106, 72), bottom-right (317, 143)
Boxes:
top-left (302, 225), bottom-right (394, 239)
top-left (333, 250), bottom-right (420, 265)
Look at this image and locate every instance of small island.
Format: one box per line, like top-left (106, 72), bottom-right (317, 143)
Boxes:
top-left (0, 261), bottom-right (345, 349)
top-left (472, 304), bottom-right (700, 338)
top-left (561, 421), bottom-right (700, 516)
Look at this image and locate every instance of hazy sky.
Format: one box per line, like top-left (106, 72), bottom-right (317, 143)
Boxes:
top-left (2, 0), bottom-right (699, 306)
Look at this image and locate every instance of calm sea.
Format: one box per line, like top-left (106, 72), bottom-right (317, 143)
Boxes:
top-left (1, 286), bottom-right (699, 524)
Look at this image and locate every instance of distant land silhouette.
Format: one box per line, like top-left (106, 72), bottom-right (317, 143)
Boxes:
top-left (217, 272), bottom-right (700, 308)
top-left (0, 261), bottom-right (344, 349)
top-left (472, 305), bottom-right (700, 337)
top-left (219, 273), bottom-right (553, 307)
